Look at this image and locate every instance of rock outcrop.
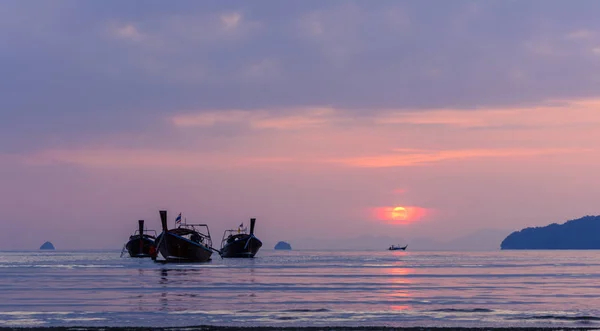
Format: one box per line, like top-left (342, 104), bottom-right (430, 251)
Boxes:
top-left (40, 241), bottom-right (55, 250)
top-left (274, 241), bottom-right (292, 250)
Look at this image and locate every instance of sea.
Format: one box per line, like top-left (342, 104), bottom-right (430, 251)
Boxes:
top-left (1, 249), bottom-right (600, 329)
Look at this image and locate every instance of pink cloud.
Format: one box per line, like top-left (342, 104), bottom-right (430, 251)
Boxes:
top-left (171, 107), bottom-right (338, 130)
top-left (24, 148), bottom-right (297, 169)
top-left (171, 110), bottom-right (254, 127)
top-left (220, 12), bottom-right (242, 30)
top-left (17, 97), bottom-right (600, 172)
top-left (112, 23), bottom-right (146, 42)
top-left (374, 98), bottom-right (600, 129)
top-left (327, 148), bottom-right (590, 168)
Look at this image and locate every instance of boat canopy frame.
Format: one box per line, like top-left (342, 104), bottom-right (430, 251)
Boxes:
top-left (130, 229), bottom-right (157, 239)
top-left (220, 229), bottom-right (249, 249)
top-left (175, 223), bottom-right (213, 249)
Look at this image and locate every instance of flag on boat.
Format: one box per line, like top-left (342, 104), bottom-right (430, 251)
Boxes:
top-left (175, 213), bottom-right (182, 225)
top-left (239, 222), bottom-right (243, 228)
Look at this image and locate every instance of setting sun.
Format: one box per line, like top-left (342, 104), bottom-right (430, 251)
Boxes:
top-left (391, 206), bottom-right (407, 220)
top-left (372, 205), bottom-right (429, 225)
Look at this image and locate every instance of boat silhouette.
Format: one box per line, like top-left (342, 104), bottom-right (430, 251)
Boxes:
top-left (152, 210), bottom-right (216, 263)
top-left (388, 244), bottom-right (408, 251)
top-left (122, 220), bottom-right (156, 258)
top-left (219, 218), bottom-right (262, 258)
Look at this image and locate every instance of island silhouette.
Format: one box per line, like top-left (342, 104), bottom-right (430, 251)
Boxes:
top-left (40, 241), bottom-right (55, 250)
top-left (501, 215), bottom-right (600, 249)
top-left (274, 241), bottom-right (292, 250)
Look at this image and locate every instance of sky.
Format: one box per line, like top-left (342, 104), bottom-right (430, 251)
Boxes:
top-left (2, 0), bottom-right (600, 250)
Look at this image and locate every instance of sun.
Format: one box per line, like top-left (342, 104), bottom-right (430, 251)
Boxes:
top-left (391, 206), bottom-right (407, 220)
top-left (371, 205), bottom-right (429, 225)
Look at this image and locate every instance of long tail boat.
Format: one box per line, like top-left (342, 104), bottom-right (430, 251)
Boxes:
top-left (124, 220), bottom-right (156, 258)
top-left (152, 210), bottom-right (215, 263)
top-left (219, 218), bottom-right (262, 258)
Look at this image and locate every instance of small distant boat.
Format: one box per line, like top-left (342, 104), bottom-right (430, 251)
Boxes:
top-left (152, 210), bottom-right (215, 263)
top-left (388, 244), bottom-right (408, 251)
top-left (122, 220), bottom-right (156, 258)
top-left (220, 218), bottom-right (263, 258)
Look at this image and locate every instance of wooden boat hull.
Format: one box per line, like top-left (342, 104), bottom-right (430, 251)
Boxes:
top-left (156, 232), bottom-right (213, 262)
top-left (220, 235), bottom-right (262, 258)
top-left (125, 236), bottom-right (155, 258)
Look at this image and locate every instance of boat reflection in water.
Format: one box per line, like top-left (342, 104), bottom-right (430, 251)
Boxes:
top-left (152, 210), bottom-right (215, 263)
top-left (219, 218), bottom-right (262, 258)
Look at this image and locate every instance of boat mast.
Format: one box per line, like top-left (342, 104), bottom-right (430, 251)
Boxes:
top-left (138, 220), bottom-right (144, 253)
top-left (250, 218), bottom-right (256, 235)
top-left (160, 210), bottom-right (168, 232)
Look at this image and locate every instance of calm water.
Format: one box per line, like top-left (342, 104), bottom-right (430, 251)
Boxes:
top-left (1, 250), bottom-right (600, 328)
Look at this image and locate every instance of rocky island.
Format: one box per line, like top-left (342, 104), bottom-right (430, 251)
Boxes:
top-left (40, 241), bottom-right (55, 250)
top-left (274, 241), bottom-right (292, 250)
top-left (501, 215), bottom-right (600, 249)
